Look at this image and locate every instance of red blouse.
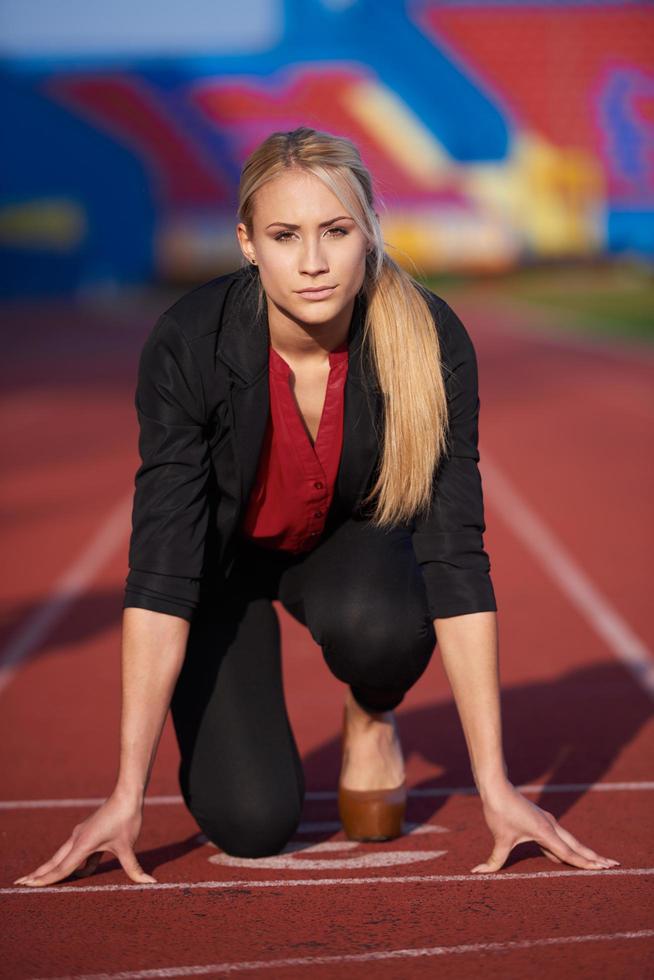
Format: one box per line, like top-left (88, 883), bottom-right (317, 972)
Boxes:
top-left (241, 339), bottom-right (349, 553)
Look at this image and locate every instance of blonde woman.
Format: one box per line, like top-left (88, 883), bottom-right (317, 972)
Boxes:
top-left (15, 127), bottom-right (618, 887)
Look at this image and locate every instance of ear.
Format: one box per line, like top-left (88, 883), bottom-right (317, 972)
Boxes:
top-left (236, 222), bottom-right (256, 264)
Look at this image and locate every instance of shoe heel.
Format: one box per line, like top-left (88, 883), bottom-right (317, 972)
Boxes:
top-left (338, 707), bottom-right (407, 842)
top-left (338, 781), bottom-right (407, 841)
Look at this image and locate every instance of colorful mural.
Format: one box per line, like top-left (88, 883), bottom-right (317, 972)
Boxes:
top-left (1, 0), bottom-right (652, 297)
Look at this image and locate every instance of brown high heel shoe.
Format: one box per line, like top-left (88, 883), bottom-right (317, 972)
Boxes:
top-left (337, 705), bottom-right (407, 842)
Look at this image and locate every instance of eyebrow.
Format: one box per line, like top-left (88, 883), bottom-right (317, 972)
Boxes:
top-left (265, 215), bottom-right (354, 230)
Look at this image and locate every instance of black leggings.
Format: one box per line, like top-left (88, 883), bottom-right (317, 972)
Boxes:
top-left (169, 513), bottom-right (437, 858)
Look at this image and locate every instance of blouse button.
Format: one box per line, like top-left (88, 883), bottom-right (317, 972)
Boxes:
top-left (314, 510), bottom-right (324, 518)
top-left (314, 481), bottom-right (324, 489)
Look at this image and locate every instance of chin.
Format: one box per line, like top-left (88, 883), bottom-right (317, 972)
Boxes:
top-left (291, 296), bottom-right (340, 316)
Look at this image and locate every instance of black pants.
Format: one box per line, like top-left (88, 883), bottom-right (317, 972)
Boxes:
top-left (169, 513), bottom-right (436, 858)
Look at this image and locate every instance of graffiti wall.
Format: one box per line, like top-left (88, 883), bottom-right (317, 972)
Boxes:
top-left (1, 0), bottom-right (652, 297)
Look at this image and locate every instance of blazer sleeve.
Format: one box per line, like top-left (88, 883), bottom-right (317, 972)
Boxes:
top-left (411, 298), bottom-right (498, 619)
top-left (123, 312), bottom-right (212, 622)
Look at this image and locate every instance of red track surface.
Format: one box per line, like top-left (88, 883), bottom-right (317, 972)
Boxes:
top-left (2, 291), bottom-right (653, 979)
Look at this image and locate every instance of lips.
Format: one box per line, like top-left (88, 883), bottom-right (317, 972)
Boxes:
top-left (297, 286), bottom-right (336, 300)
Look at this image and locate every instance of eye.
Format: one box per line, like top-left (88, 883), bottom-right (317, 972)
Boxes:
top-left (273, 226), bottom-right (349, 242)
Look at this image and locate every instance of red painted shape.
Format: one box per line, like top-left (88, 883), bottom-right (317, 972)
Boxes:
top-left (193, 66), bottom-right (466, 203)
top-left (46, 75), bottom-right (229, 205)
top-left (417, 4), bottom-right (654, 197)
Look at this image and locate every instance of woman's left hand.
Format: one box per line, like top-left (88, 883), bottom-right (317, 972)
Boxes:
top-left (471, 780), bottom-right (620, 873)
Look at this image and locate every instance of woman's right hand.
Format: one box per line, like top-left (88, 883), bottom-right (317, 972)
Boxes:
top-left (13, 790), bottom-right (157, 887)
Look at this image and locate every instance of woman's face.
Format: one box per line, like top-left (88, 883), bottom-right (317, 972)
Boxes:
top-left (237, 168), bottom-right (369, 328)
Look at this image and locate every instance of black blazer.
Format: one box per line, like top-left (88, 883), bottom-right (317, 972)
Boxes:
top-left (123, 265), bottom-right (497, 622)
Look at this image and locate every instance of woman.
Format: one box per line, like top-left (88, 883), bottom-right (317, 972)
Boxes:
top-left (15, 127), bottom-right (618, 887)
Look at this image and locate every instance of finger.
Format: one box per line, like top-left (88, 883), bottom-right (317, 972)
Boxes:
top-left (471, 838), bottom-right (514, 873)
top-left (537, 825), bottom-right (611, 870)
top-left (71, 851), bottom-right (104, 879)
top-left (539, 810), bottom-right (619, 867)
top-left (17, 844), bottom-right (100, 888)
top-left (113, 843), bottom-right (157, 884)
top-left (552, 824), bottom-right (620, 866)
top-left (15, 836), bottom-right (77, 883)
top-left (539, 845), bottom-right (563, 864)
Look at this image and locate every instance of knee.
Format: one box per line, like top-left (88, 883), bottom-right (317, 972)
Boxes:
top-left (192, 794), bottom-right (303, 858)
top-left (320, 595), bottom-right (435, 690)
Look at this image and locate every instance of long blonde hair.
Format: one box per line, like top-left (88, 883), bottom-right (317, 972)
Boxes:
top-left (237, 126), bottom-right (449, 528)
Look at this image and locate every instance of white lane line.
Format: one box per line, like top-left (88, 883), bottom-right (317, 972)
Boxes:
top-left (4, 867), bottom-right (653, 896)
top-left (31, 929), bottom-right (654, 979)
top-left (481, 451), bottom-right (654, 699)
top-left (2, 782), bottom-right (653, 810)
top-left (410, 781), bottom-right (654, 796)
top-left (0, 494), bottom-right (133, 696)
top-left (307, 781), bottom-right (654, 800)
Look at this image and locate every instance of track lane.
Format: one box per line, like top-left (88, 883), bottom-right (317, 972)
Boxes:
top-left (1, 294), bottom-right (652, 978)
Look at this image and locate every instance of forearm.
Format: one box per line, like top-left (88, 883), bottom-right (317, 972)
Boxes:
top-left (115, 607), bottom-right (190, 802)
top-left (433, 610), bottom-right (509, 799)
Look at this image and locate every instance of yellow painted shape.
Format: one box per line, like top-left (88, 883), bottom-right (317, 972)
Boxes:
top-left (0, 199), bottom-right (86, 250)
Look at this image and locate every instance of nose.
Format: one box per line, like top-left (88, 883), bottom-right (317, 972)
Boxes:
top-left (299, 235), bottom-right (329, 276)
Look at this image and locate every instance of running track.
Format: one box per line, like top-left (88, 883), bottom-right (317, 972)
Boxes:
top-left (2, 287), bottom-right (653, 979)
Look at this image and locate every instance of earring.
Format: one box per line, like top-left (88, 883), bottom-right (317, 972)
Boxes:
top-left (250, 257), bottom-right (257, 265)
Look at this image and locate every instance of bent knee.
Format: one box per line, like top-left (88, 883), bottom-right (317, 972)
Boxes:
top-left (321, 605), bottom-right (435, 688)
top-left (192, 796), bottom-right (302, 858)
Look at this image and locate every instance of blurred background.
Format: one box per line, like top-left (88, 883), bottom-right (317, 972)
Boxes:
top-left (2, 8), bottom-right (654, 970)
top-left (1, 0), bottom-right (653, 341)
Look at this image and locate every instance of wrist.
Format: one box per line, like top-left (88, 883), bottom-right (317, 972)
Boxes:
top-left (474, 762), bottom-right (511, 801)
top-left (113, 778), bottom-right (146, 806)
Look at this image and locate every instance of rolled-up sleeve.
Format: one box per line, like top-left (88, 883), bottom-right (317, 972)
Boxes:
top-left (411, 299), bottom-right (498, 619)
top-left (123, 312), bottom-right (211, 622)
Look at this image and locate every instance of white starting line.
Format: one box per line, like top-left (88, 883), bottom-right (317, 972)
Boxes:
top-left (3, 867), bottom-right (653, 896)
top-left (1, 781), bottom-right (653, 810)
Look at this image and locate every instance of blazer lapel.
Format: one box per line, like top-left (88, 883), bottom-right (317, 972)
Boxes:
top-left (215, 270), bottom-right (382, 516)
top-left (215, 272), bottom-right (270, 514)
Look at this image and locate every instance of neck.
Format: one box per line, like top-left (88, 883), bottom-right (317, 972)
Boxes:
top-left (266, 295), bottom-right (355, 362)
